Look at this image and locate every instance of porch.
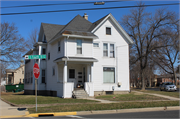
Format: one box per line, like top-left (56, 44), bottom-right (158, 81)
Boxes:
top-left (54, 57), bottom-right (97, 98)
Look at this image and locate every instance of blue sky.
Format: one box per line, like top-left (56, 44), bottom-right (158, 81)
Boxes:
top-left (1, 0), bottom-right (179, 69)
top-left (1, 0), bottom-right (179, 40)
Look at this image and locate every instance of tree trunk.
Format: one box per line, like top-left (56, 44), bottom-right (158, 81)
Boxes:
top-left (140, 68), bottom-right (145, 90)
top-left (173, 71), bottom-right (177, 86)
top-left (149, 75), bottom-right (151, 87)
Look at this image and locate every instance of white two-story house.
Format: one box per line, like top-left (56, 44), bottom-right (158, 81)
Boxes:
top-left (24, 13), bottom-right (133, 98)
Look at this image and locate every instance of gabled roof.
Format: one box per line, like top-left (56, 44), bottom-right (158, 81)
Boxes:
top-left (41, 23), bottom-right (65, 42)
top-left (41, 13), bottom-right (133, 44)
top-left (88, 14), bottom-right (109, 32)
top-left (51, 15), bottom-right (93, 42)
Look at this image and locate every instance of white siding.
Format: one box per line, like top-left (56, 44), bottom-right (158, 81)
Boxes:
top-left (66, 38), bottom-right (93, 57)
top-left (93, 18), bottom-right (130, 92)
top-left (46, 38), bottom-right (65, 97)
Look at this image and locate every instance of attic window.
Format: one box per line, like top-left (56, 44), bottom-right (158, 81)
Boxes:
top-left (43, 34), bottom-right (46, 42)
top-left (106, 27), bottom-right (111, 35)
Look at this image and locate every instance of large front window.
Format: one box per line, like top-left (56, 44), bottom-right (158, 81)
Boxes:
top-left (77, 40), bottom-right (82, 54)
top-left (103, 67), bottom-right (115, 83)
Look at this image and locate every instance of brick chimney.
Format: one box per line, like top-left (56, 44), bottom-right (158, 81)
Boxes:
top-left (83, 13), bottom-right (88, 20)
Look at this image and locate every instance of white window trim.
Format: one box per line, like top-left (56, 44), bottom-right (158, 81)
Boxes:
top-left (105, 26), bottom-right (112, 35)
top-left (75, 39), bottom-right (83, 56)
top-left (102, 42), bottom-right (116, 58)
top-left (103, 67), bottom-right (116, 84)
top-left (103, 43), bottom-right (108, 57)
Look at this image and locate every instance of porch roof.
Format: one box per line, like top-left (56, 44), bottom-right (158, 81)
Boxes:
top-left (54, 56), bottom-right (98, 63)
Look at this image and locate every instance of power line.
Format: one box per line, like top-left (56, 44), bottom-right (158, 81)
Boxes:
top-left (0, 1), bottom-right (127, 9)
top-left (1, 3), bottom-right (179, 16)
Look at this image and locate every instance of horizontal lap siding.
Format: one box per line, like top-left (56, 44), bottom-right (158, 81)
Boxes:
top-left (46, 38), bottom-right (64, 97)
top-left (24, 58), bottom-right (34, 90)
top-left (93, 18), bottom-right (129, 92)
top-left (67, 38), bottom-right (93, 57)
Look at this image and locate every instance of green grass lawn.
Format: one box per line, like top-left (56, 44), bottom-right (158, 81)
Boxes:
top-left (28, 101), bottom-right (179, 113)
top-left (1, 93), bottom-right (98, 105)
top-left (95, 92), bottom-right (168, 101)
top-left (133, 89), bottom-right (180, 98)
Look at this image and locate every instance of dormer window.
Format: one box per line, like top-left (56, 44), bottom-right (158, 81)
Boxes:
top-left (106, 27), bottom-right (111, 35)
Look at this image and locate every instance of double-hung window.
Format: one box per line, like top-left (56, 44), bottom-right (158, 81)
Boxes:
top-left (77, 40), bottom-right (82, 54)
top-left (58, 41), bottom-right (61, 52)
top-left (42, 48), bottom-right (46, 60)
top-left (42, 70), bottom-right (45, 83)
top-left (31, 71), bottom-right (33, 83)
top-left (103, 67), bottom-right (115, 83)
top-left (110, 44), bottom-right (115, 58)
top-left (106, 27), bottom-right (111, 35)
top-left (52, 67), bottom-right (55, 76)
top-left (48, 52), bottom-right (50, 60)
top-left (103, 43), bottom-right (108, 57)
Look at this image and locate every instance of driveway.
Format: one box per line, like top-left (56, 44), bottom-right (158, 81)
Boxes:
top-left (133, 87), bottom-right (179, 92)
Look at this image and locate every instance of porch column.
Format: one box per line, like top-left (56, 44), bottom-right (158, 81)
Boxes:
top-left (63, 61), bottom-right (67, 82)
top-left (91, 63), bottom-right (93, 82)
top-left (87, 65), bottom-right (90, 82)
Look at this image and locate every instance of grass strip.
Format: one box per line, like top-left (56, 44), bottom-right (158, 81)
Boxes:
top-left (28, 101), bottom-right (179, 113)
top-left (1, 94), bottom-right (98, 104)
top-left (95, 92), bottom-right (168, 101)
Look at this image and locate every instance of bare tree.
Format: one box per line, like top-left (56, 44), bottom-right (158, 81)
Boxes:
top-left (152, 28), bottom-right (179, 86)
top-left (26, 27), bottom-right (39, 49)
top-left (120, 2), bottom-right (178, 90)
top-left (0, 22), bottom-right (27, 66)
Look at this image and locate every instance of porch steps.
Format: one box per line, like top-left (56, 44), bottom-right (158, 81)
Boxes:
top-left (72, 89), bottom-right (89, 99)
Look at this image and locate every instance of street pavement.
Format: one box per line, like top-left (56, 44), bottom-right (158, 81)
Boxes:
top-left (2, 110), bottom-right (180, 118)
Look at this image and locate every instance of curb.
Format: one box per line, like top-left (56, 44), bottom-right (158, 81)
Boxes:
top-left (0, 106), bottom-right (179, 118)
top-left (0, 98), bottom-right (17, 106)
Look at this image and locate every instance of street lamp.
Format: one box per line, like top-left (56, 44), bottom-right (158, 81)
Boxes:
top-left (94, 2), bottom-right (105, 5)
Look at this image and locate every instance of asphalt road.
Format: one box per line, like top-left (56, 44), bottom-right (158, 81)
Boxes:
top-left (3, 110), bottom-right (180, 119)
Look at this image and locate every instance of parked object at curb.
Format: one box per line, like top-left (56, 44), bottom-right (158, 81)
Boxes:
top-left (159, 82), bottom-right (177, 91)
top-left (5, 84), bottom-right (24, 92)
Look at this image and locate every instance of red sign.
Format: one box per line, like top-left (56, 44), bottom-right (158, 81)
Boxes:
top-left (33, 63), bottom-right (40, 79)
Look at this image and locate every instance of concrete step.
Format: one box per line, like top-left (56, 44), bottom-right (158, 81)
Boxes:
top-left (72, 89), bottom-right (89, 99)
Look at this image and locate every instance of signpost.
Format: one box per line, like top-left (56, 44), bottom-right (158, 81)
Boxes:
top-left (33, 63), bottom-right (40, 112)
top-left (25, 54), bottom-right (46, 112)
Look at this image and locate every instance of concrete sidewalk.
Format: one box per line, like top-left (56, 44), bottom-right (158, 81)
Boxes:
top-left (132, 90), bottom-right (180, 101)
top-left (0, 99), bottom-right (28, 117)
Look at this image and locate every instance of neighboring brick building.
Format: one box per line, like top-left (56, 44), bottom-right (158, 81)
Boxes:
top-left (156, 74), bottom-right (180, 86)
